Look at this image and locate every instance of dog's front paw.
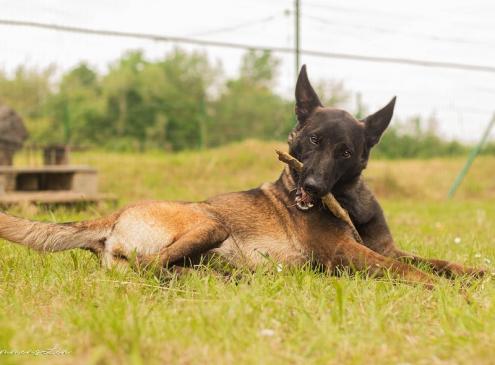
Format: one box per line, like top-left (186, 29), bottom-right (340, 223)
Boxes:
top-left (463, 266), bottom-right (489, 278)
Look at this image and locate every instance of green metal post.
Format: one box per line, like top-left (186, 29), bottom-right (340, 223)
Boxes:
top-left (447, 114), bottom-right (495, 198)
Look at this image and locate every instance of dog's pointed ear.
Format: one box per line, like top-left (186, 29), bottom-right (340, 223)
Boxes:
top-left (362, 96), bottom-right (396, 148)
top-left (295, 65), bottom-right (322, 124)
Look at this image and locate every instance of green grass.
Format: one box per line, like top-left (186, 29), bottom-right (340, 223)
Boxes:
top-left (1, 140), bottom-right (495, 364)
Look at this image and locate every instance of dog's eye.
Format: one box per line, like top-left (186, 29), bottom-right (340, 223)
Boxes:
top-left (342, 149), bottom-right (352, 159)
top-left (309, 135), bottom-right (320, 145)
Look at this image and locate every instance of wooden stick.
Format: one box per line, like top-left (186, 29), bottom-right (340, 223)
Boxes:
top-left (275, 149), bottom-right (364, 244)
top-left (276, 149), bottom-right (304, 172)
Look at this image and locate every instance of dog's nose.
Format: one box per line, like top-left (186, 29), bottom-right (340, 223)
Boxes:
top-left (303, 177), bottom-right (325, 197)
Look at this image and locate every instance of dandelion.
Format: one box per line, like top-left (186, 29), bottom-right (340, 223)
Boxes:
top-left (259, 328), bottom-right (275, 337)
top-left (454, 237), bottom-right (461, 244)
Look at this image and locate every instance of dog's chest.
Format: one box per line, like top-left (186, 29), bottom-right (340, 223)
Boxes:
top-left (212, 232), bottom-right (307, 268)
top-left (212, 209), bottom-right (343, 268)
top-left (209, 182), bottom-right (350, 268)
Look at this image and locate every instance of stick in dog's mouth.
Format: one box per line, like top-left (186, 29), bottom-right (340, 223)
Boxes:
top-left (274, 149), bottom-right (316, 210)
top-left (275, 149), bottom-right (364, 244)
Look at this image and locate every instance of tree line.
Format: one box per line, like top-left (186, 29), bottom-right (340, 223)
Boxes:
top-left (0, 48), bottom-right (490, 157)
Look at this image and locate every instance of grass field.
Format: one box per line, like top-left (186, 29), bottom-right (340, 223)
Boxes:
top-left (1, 140), bottom-right (495, 365)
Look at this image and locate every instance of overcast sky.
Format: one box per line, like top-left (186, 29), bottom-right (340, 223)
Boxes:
top-left (1, 0), bottom-right (495, 141)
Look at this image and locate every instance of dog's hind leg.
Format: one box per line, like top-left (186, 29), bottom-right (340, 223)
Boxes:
top-left (136, 222), bottom-right (229, 269)
top-left (101, 246), bottom-right (131, 271)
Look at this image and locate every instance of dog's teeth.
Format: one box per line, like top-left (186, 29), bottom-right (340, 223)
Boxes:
top-left (296, 201), bottom-right (310, 210)
top-left (296, 202), bottom-right (305, 210)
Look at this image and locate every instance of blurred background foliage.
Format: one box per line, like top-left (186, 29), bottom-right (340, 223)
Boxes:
top-left (0, 47), bottom-right (491, 157)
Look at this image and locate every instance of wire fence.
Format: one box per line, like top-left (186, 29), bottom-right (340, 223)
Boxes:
top-left (0, 0), bottom-right (494, 143)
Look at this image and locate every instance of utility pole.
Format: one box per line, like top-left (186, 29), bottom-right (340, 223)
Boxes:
top-left (295, 0), bottom-right (301, 81)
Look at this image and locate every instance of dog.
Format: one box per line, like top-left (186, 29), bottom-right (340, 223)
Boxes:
top-left (0, 65), bottom-right (485, 287)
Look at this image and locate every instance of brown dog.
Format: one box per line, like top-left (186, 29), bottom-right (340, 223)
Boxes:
top-left (0, 66), bottom-right (484, 287)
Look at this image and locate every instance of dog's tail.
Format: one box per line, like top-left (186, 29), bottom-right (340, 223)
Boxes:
top-left (0, 211), bottom-right (119, 253)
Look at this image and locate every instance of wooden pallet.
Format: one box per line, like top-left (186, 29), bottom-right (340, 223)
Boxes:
top-left (0, 191), bottom-right (115, 204)
top-left (0, 165), bottom-right (115, 205)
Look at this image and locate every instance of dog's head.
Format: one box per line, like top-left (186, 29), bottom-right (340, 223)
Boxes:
top-left (288, 65), bottom-right (396, 210)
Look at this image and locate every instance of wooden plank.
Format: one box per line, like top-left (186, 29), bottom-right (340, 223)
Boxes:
top-left (0, 165), bottom-right (100, 194)
top-left (0, 191), bottom-right (116, 204)
top-left (72, 171), bottom-right (98, 194)
top-left (0, 165), bottom-right (97, 174)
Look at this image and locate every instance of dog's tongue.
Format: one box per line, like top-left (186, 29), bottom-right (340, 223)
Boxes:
top-left (300, 188), bottom-right (312, 204)
top-left (296, 187), bottom-right (315, 210)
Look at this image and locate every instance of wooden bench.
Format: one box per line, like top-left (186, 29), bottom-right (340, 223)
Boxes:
top-left (0, 166), bottom-right (114, 205)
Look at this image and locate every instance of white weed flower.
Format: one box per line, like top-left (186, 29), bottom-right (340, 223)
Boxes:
top-left (259, 328), bottom-right (275, 337)
top-left (454, 237), bottom-right (461, 244)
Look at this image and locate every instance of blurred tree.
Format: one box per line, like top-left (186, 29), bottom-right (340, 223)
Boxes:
top-left (239, 50), bottom-right (279, 88)
top-left (374, 115), bottom-right (466, 159)
top-left (210, 50), bottom-right (292, 146)
top-left (100, 49), bottom-right (219, 150)
top-left (0, 48), bottom-right (480, 157)
top-left (146, 48), bottom-right (220, 150)
top-left (100, 51), bottom-right (151, 150)
top-left (0, 65), bottom-right (55, 144)
top-left (314, 79), bottom-right (350, 109)
top-left (48, 63), bottom-right (104, 145)
top-left (0, 65), bottom-right (54, 117)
